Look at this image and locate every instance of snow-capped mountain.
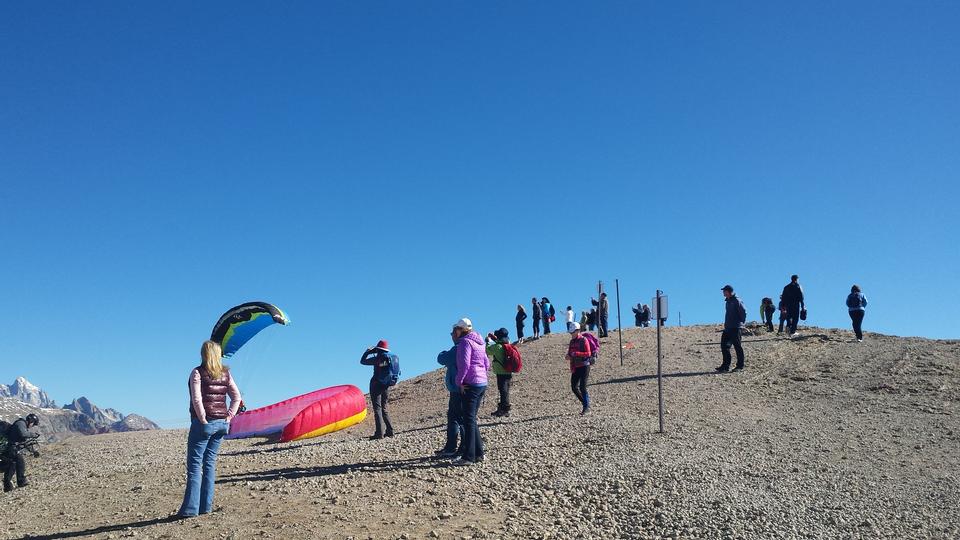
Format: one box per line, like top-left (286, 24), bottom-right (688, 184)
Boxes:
top-left (0, 376), bottom-right (57, 408)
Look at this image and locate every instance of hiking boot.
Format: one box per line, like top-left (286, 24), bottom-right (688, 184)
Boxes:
top-left (491, 407), bottom-right (504, 417)
top-left (715, 365), bottom-right (730, 373)
top-left (369, 433), bottom-right (384, 440)
top-left (385, 431), bottom-right (395, 438)
top-left (581, 406), bottom-right (591, 415)
top-left (732, 366), bottom-right (744, 372)
top-left (449, 456), bottom-right (473, 466)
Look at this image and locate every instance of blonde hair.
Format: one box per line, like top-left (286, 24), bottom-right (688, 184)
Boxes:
top-left (200, 340), bottom-right (226, 380)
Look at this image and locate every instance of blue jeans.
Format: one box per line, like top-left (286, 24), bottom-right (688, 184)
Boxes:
top-left (444, 391), bottom-right (464, 453)
top-left (179, 418), bottom-right (228, 516)
top-left (460, 385), bottom-right (486, 462)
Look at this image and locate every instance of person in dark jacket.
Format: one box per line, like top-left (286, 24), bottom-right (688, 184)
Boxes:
top-left (717, 285), bottom-right (747, 372)
top-left (531, 297), bottom-right (542, 339)
top-left (781, 275), bottom-right (805, 336)
top-left (760, 297), bottom-right (776, 332)
top-left (361, 340), bottom-right (396, 439)
top-left (846, 285), bottom-right (868, 342)
top-left (587, 308), bottom-right (597, 331)
top-left (777, 295), bottom-right (788, 334)
top-left (591, 293), bottom-right (610, 337)
top-left (3, 413), bottom-right (39, 492)
top-left (515, 304), bottom-right (527, 343)
top-left (178, 340), bottom-right (241, 517)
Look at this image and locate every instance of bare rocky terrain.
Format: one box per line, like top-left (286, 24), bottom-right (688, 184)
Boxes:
top-left (3, 325), bottom-right (958, 539)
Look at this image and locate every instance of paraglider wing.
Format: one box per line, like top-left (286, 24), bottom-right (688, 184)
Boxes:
top-left (226, 385), bottom-right (367, 441)
top-left (210, 302), bottom-right (289, 358)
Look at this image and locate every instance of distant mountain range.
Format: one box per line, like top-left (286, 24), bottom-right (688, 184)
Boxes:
top-left (0, 377), bottom-right (160, 441)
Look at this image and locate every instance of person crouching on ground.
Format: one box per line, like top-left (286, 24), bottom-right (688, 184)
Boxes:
top-left (761, 297), bottom-right (776, 332)
top-left (717, 285), bottom-right (747, 373)
top-left (3, 413), bottom-right (40, 492)
top-left (178, 340), bottom-right (241, 517)
top-left (487, 328), bottom-right (513, 417)
top-left (452, 318), bottom-right (489, 465)
top-left (360, 340), bottom-right (396, 439)
top-left (436, 333), bottom-right (463, 457)
top-left (566, 323), bottom-right (594, 415)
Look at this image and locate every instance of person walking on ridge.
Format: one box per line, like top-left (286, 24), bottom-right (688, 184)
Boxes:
top-left (531, 297), bottom-right (542, 339)
top-left (435, 336), bottom-right (463, 457)
top-left (3, 413), bottom-right (40, 492)
top-left (592, 293), bottom-right (610, 337)
top-left (360, 340), bottom-right (397, 439)
top-left (761, 297), bottom-right (776, 332)
top-left (515, 304), bottom-right (527, 343)
top-left (487, 328), bottom-right (514, 417)
top-left (716, 285), bottom-right (747, 372)
top-left (178, 340), bottom-right (241, 517)
top-left (540, 297), bottom-right (554, 335)
top-left (846, 285), bottom-right (868, 342)
top-left (566, 306), bottom-right (576, 332)
top-left (566, 323), bottom-right (595, 414)
top-left (781, 275), bottom-right (805, 336)
top-left (452, 318), bottom-right (489, 465)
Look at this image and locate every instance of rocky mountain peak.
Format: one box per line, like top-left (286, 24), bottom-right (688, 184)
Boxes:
top-left (0, 376), bottom-right (57, 408)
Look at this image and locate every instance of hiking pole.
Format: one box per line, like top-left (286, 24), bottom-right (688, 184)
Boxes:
top-left (616, 278), bottom-right (623, 366)
top-left (656, 289), bottom-right (664, 434)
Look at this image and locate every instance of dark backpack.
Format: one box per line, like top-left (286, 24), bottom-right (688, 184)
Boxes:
top-left (846, 294), bottom-right (860, 309)
top-left (583, 332), bottom-right (600, 362)
top-left (0, 420), bottom-right (12, 456)
top-left (548, 304), bottom-right (555, 317)
top-left (386, 354), bottom-right (401, 386)
top-left (501, 343), bottom-right (523, 373)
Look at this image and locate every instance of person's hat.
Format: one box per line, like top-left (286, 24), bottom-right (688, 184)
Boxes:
top-left (374, 340), bottom-right (389, 351)
top-left (494, 327), bottom-right (510, 340)
top-left (454, 318), bottom-right (473, 331)
top-left (569, 322), bottom-right (581, 333)
top-left (721, 285), bottom-right (734, 292)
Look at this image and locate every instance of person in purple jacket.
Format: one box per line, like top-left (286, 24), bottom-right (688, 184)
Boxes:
top-left (451, 317), bottom-right (489, 465)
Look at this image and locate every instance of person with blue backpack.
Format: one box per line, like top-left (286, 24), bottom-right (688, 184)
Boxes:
top-left (846, 285), bottom-right (868, 342)
top-left (360, 339), bottom-right (399, 439)
top-left (435, 339), bottom-right (463, 457)
top-left (540, 297), bottom-right (554, 335)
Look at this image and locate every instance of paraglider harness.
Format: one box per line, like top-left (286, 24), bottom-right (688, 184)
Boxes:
top-left (0, 420), bottom-right (40, 465)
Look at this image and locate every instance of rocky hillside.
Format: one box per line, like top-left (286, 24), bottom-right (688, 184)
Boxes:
top-left (2, 325), bottom-right (958, 539)
top-left (0, 378), bottom-right (160, 441)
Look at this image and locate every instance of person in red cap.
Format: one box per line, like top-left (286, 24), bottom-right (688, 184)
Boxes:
top-left (360, 339), bottom-right (397, 439)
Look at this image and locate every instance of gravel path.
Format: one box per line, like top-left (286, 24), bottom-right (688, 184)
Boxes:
top-left (4, 325), bottom-right (958, 539)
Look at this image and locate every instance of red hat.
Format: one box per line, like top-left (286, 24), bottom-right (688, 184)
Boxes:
top-left (374, 340), bottom-right (389, 351)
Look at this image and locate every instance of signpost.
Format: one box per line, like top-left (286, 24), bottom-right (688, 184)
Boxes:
top-left (655, 290), bottom-right (665, 434)
top-left (615, 279), bottom-right (623, 366)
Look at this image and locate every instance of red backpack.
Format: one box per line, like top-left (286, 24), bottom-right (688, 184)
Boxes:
top-left (501, 343), bottom-right (523, 373)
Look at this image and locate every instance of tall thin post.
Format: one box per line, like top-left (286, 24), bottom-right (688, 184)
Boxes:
top-left (679, 311), bottom-right (682, 327)
top-left (616, 279), bottom-right (623, 366)
top-left (656, 290), bottom-right (665, 434)
top-left (598, 280), bottom-right (603, 336)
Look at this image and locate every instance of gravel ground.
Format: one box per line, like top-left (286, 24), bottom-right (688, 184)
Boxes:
top-left (3, 324), bottom-right (958, 539)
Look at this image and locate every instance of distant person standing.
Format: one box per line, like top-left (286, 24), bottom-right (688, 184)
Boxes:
top-left (516, 305), bottom-right (527, 343)
top-left (716, 285), bottom-right (746, 372)
top-left (3, 413), bottom-right (39, 492)
top-left (777, 295), bottom-right (788, 334)
top-left (632, 303), bottom-right (643, 327)
top-left (541, 297), bottom-right (554, 335)
top-left (580, 310), bottom-right (589, 330)
top-left (587, 308), bottom-right (597, 331)
top-left (846, 285), bottom-right (868, 342)
top-left (566, 323), bottom-right (595, 414)
top-left (531, 298), bottom-right (542, 339)
top-left (360, 340), bottom-right (397, 439)
top-left (566, 306), bottom-right (576, 332)
top-left (487, 328), bottom-right (514, 417)
top-left (592, 293), bottom-right (609, 337)
top-left (760, 297), bottom-right (776, 332)
top-left (452, 318), bottom-right (489, 465)
top-left (435, 338), bottom-right (462, 457)
top-left (640, 304), bottom-right (651, 327)
top-left (781, 275), bottom-right (805, 336)
top-left (178, 340), bottom-right (241, 517)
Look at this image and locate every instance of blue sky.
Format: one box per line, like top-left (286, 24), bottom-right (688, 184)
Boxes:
top-left (1, 2), bottom-right (957, 427)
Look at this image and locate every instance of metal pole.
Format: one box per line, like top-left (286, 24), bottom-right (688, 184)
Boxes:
top-left (616, 279), bottom-right (623, 366)
top-left (598, 280), bottom-right (603, 336)
top-left (657, 290), bottom-right (664, 434)
top-left (679, 311), bottom-right (682, 327)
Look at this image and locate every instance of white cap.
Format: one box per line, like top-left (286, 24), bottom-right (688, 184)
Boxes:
top-left (569, 322), bottom-right (581, 333)
top-left (454, 318), bottom-right (473, 331)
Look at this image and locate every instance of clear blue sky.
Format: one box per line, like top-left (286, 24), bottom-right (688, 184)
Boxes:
top-left (1, 2), bottom-right (957, 427)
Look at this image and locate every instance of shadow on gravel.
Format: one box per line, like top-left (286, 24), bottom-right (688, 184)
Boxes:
top-left (479, 414), bottom-right (564, 428)
top-left (20, 515), bottom-right (181, 540)
top-left (217, 456), bottom-right (449, 484)
top-left (591, 371), bottom-right (720, 386)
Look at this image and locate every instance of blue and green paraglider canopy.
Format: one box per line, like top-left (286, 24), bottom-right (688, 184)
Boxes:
top-left (210, 302), bottom-right (289, 357)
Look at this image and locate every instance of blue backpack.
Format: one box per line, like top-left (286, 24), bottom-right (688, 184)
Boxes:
top-left (382, 353), bottom-right (401, 386)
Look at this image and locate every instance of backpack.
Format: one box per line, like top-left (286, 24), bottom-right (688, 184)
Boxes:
top-left (846, 294), bottom-right (860, 309)
top-left (548, 304), bottom-right (555, 317)
top-left (501, 343), bottom-right (523, 373)
top-left (582, 333), bottom-right (600, 362)
top-left (386, 354), bottom-right (401, 386)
